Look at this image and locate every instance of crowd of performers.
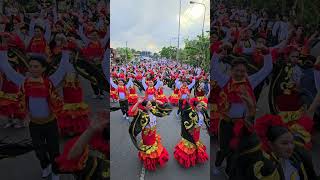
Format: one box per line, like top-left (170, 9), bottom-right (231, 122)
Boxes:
top-left (0, 1), bottom-right (109, 180)
top-left (210, 3), bottom-right (320, 179)
top-left (110, 59), bottom-right (211, 170)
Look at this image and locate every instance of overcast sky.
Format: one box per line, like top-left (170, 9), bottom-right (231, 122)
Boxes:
top-left (111, 0), bottom-right (209, 53)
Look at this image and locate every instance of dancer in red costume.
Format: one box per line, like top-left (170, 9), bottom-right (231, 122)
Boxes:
top-left (128, 98), bottom-right (172, 171)
top-left (110, 77), bottom-right (133, 120)
top-left (174, 99), bottom-right (209, 168)
top-left (156, 82), bottom-right (168, 104)
top-left (0, 46), bottom-right (71, 180)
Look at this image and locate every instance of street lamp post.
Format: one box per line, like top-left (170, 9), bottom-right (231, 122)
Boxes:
top-left (176, 0), bottom-right (182, 62)
top-left (190, 1), bottom-right (206, 37)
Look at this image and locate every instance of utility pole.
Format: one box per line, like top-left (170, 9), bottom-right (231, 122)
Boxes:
top-left (125, 41), bottom-right (128, 62)
top-left (176, 0), bottom-right (182, 62)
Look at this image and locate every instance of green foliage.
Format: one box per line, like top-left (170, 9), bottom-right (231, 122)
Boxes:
top-left (115, 47), bottom-right (134, 63)
top-left (159, 33), bottom-right (210, 72)
top-left (159, 46), bottom-right (177, 59)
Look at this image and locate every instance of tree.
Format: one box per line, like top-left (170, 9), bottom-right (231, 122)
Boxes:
top-left (158, 32), bottom-right (210, 72)
top-left (159, 46), bottom-right (177, 59)
top-left (115, 47), bottom-right (134, 63)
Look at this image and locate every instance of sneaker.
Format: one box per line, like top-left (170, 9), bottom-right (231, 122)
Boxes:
top-left (126, 116), bottom-right (129, 120)
top-left (123, 115), bottom-right (126, 118)
top-left (42, 164), bottom-right (52, 178)
top-left (51, 173), bottom-right (60, 180)
top-left (92, 95), bottom-right (98, 99)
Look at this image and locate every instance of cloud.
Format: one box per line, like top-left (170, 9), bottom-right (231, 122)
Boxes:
top-left (111, 0), bottom-right (209, 53)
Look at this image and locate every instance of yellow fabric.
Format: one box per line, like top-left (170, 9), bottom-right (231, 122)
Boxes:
top-left (289, 124), bottom-right (311, 144)
top-left (0, 91), bottom-right (18, 101)
top-left (279, 108), bottom-right (304, 123)
top-left (30, 114), bottom-right (55, 124)
top-left (253, 161), bottom-right (281, 179)
top-left (63, 102), bottom-right (89, 110)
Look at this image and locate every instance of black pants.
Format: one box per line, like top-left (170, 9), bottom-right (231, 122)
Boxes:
top-left (29, 120), bottom-right (60, 173)
top-left (177, 99), bottom-right (183, 115)
top-left (91, 83), bottom-right (104, 95)
top-left (119, 100), bottom-right (129, 116)
top-left (215, 119), bottom-right (234, 171)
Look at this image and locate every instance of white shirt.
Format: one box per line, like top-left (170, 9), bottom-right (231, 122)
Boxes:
top-left (146, 112), bottom-right (157, 128)
top-left (280, 159), bottom-right (300, 180)
top-left (197, 112), bottom-right (204, 126)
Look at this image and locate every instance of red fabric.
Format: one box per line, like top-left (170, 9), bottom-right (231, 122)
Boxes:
top-left (89, 132), bottom-right (109, 158)
top-left (8, 33), bottom-right (25, 51)
top-left (57, 115), bottom-right (89, 136)
top-left (192, 128), bottom-right (200, 142)
top-left (81, 41), bottom-right (104, 60)
top-left (295, 115), bottom-right (314, 133)
top-left (55, 136), bottom-right (88, 172)
top-left (254, 114), bottom-right (286, 152)
top-left (142, 129), bottom-right (156, 146)
top-left (27, 36), bottom-right (47, 54)
top-left (275, 93), bottom-right (302, 111)
top-left (63, 86), bottom-right (83, 103)
top-left (145, 87), bottom-right (157, 99)
top-left (139, 146), bottom-right (169, 171)
top-left (24, 80), bottom-right (49, 98)
top-left (2, 78), bottom-right (19, 94)
top-left (210, 41), bottom-right (223, 53)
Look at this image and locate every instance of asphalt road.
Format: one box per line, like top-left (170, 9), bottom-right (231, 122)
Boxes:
top-left (110, 86), bottom-right (210, 180)
top-left (0, 77), bottom-right (107, 180)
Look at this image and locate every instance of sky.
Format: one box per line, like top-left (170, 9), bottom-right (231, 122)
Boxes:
top-left (111, 0), bottom-right (210, 53)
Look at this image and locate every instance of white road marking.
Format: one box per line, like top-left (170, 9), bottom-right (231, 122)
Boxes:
top-left (139, 167), bottom-right (146, 180)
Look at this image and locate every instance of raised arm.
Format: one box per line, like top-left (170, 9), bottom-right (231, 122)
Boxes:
top-left (126, 78), bottom-right (133, 89)
top-left (100, 28), bottom-right (109, 47)
top-left (109, 77), bottom-right (118, 89)
top-left (43, 19), bottom-right (52, 43)
top-left (28, 18), bottom-right (36, 37)
top-left (0, 51), bottom-right (25, 88)
top-left (175, 78), bottom-right (181, 89)
top-left (141, 77), bottom-right (148, 90)
top-left (77, 25), bottom-right (90, 46)
top-left (249, 53), bottom-right (273, 88)
top-left (188, 78), bottom-right (196, 89)
top-left (154, 77), bottom-right (162, 90)
top-left (102, 49), bottom-right (110, 81)
top-left (49, 51), bottom-right (70, 87)
top-left (210, 53), bottom-right (229, 88)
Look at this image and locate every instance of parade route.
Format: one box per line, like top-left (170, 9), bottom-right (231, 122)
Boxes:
top-left (110, 86), bottom-right (210, 180)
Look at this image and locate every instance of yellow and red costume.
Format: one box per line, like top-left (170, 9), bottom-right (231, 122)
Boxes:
top-left (156, 87), bottom-right (168, 103)
top-left (127, 86), bottom-right (138, 105)
top-left (194, 88), bottom-right (208, 106)
top-left (128, 103), bottom-right (172, 171)
top-left (168, 88), bottom-right (180, 106)
top-left (27, 36), bottom-right (50, 55)
top-left (145, 86), bottom-right (157, 100)
top-left (0, 72), bottom-right (26, 119)
top-left (57, 73), bottom-right (90, 136)
top-left (19, 77), bottom-right (63, 123)
top-left (174, 103), bottom-right (209, 168)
